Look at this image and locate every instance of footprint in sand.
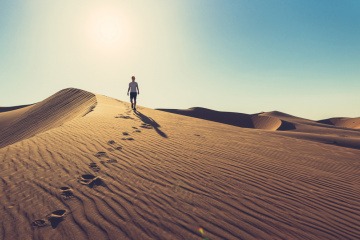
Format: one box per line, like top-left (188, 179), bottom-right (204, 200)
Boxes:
top-left (105, 159), bottom-right (118, 164)
top-left (115, 114), bottom-right (134, 119)
top-left (121, 137), bottom-right (134, 141)
top-left (132, 127), bottom-right (141, 133)
top-left (108, 140), bottom-right (122, 151)
top-left (94, 149), bottom-right (118, 165)
top-left (78, 174), bottom-right (105, 187)
top-left (47, 210), bottom-right (67, 228)
top-left (100, 158), bottom-right (118, 165)
top-left (32, 219), bottom-right (47, 228)
top-left (121, 132), bottom-right (134, 140)
top-left (94, 151), bottom-right (107, 158)
top-left (32, 209), bottom-right (67, 229)
top-left (94, 151), bottom-right (111, 162)
top-left (89, 162), bottom-right (100, 172)
top-left (60, 187), bottom-right (74, 199)
top-left (140, 123), bottom-right (153, 129)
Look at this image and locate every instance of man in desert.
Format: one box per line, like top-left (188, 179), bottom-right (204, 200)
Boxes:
top-left (127, 76), bottom-right (140, 110)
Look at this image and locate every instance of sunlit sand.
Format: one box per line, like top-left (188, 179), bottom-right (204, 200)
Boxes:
top-left (1, 88), bottom-right (359, 239)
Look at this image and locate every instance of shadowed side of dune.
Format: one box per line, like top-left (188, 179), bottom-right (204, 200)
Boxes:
top-left (0, 88), bottom-right (97, 148)
top-left (158, 107), bottom-right (254, 128)
top-left (318, 117), bottom-right (360, 130)
top-left (158, 107), bottom-right (294, 131)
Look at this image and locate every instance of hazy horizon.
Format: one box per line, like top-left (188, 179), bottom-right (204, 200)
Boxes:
top-left (1, 0), bottom-right (359, 120)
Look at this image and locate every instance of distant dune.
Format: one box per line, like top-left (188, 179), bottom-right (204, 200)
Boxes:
top-left (158, 108), bottom-right (360, 150)
top-left (318, 117), bottom-right (360, 129)
top-left (1, 89), bottom-right (360, 239)
top-left (157, 107), bottom-right (295, 131)
top-left (0, 104), bottom-right (33, 113)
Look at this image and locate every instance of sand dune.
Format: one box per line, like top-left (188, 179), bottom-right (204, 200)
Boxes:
top-left (160, 108), bottom-right (360, 132)
top-left (318, 117), bottom-right (360, 129)
top-left (158, 107), bottom-right (295, 131)
top-left (1, 89), bottom-right (360, 239)
top-left (259, 112), bottom-right (360, 149)
top-left (0, 88), bottom-right (97, 148)
top-left (250, 115), bottom-right (282, 131)
top-left (159, 108), bottom-right (360, 150)
top-left (261, 111), bottom-right (360, 131)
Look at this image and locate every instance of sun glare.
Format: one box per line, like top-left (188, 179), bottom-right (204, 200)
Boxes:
top-left (86, 8), bottom-right (127, 51)
top-left (94, 15), bottom-right (121, 44)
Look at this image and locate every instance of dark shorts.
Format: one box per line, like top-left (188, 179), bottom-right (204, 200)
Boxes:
top-left (130, 92), bottom-right (137, 101)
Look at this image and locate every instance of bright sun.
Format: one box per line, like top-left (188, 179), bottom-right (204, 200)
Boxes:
top-left (86, 9), bottom-right (124, 49)
top-left (94, 15), bottom-right (121, 44)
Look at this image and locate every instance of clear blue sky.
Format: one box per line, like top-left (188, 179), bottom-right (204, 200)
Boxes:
top-left (1, 0), bottom-right (359, 119)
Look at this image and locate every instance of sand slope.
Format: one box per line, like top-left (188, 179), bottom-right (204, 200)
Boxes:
top-left (1, 89), bottom-right (360, 240)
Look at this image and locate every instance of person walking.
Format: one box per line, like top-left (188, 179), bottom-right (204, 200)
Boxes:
top-left (127, 76), bottom-right (140, 110)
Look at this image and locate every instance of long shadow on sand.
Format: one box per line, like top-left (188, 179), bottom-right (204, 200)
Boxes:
top-left (134, 110), bottom-right (168, 138)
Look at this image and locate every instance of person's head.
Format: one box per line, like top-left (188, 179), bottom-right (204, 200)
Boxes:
top-left (131, 76), bottom-right (135, 81)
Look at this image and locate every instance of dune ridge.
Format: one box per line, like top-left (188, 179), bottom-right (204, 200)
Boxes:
top-left (0, 88), bottom-right (97, 148)
top-left (1, 90), bottom-right (360, 239)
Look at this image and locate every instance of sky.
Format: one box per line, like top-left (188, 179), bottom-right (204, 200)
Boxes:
top-left (0, 0), bottom-right (359, 120)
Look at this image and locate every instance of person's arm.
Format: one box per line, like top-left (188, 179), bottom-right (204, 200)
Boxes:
top-left (137, 83), bottom-right (140, 94)
top-left (127, 84), bottom-right (130, 95)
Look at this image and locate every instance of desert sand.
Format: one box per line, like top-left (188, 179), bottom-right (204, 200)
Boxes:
top-left (1, 88), bottom-right (360, 240)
